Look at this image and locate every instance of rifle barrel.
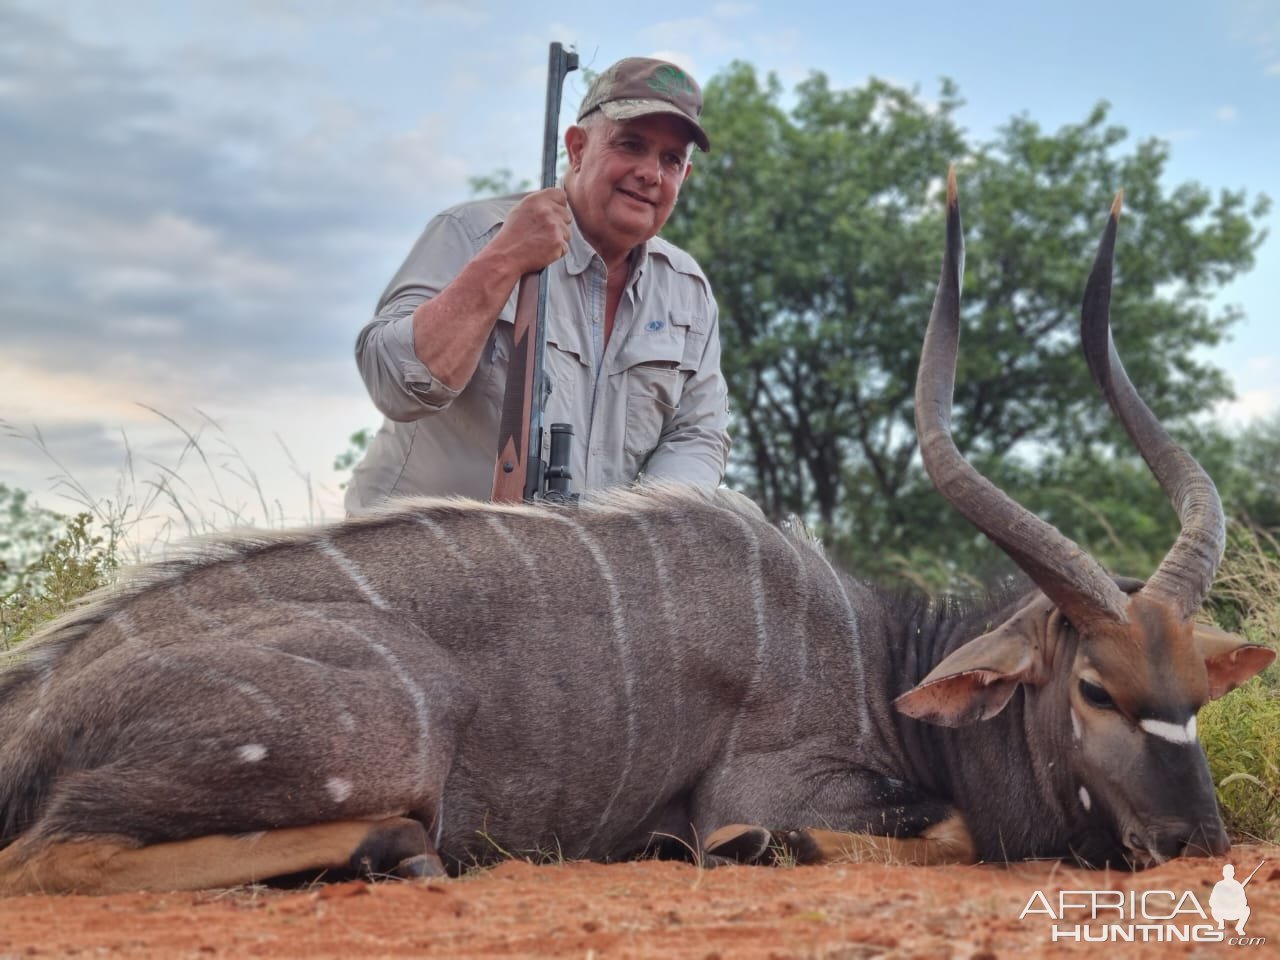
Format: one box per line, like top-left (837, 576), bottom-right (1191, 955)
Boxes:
top-left (492, 42), bottom-right (578, 503)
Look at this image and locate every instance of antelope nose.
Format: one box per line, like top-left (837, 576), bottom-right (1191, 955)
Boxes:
top-left (1178, 823), bottom-right (1230, 859)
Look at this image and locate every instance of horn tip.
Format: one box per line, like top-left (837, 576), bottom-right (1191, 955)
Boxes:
top-left (946, 165), bottom-right (958, 209)
top-left (1111, 189), bottom-right (1124, 220)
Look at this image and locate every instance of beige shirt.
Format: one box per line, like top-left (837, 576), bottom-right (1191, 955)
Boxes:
top-left (345, 194), bottom-right (730, 512)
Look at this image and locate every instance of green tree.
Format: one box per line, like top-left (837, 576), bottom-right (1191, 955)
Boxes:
top-left (664, 62), bottom-right (1269, 575)
top-left (1215, 412), bottom-right (1280, 532)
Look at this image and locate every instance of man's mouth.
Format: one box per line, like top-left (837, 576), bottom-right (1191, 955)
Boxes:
top-left (618, 188), bottom-right (655, 207)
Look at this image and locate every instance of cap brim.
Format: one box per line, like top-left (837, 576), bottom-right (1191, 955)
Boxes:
top-left (599, 99), bottom-right (711, 152)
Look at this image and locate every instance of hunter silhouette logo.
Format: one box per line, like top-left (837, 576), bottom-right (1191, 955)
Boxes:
top-left (1210, 861), bottom-right (1265, 936)
top-left (1019, 861), bottom-right (1268, 945)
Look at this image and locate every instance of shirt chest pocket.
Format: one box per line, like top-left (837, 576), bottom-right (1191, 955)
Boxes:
top-left (614, 313), bottom-right (706, 458)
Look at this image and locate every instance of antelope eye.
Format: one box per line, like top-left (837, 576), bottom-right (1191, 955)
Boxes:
top-left (1079, 679), bottom-right (1116, 710)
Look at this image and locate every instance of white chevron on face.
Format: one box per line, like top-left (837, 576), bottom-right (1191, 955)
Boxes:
top-left (1139, 716), bottom-right (1197, 745)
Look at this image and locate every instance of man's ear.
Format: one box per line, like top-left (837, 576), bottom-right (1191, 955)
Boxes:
top-left (1192, 622), bottom-right (1276, 699)
top-left (564, 125), bottom-right (587, 172)
top-left (893, 595), bottom-right (1057, 727)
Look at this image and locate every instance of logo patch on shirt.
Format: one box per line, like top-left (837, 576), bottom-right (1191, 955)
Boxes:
top-left (645, 319), bottom-right (666, 332)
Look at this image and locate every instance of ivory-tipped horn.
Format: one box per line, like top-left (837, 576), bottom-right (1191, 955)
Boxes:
top-left (1079, 192), bottom-right (1225, 621)
top-left (914, 168), bottom-right (1130, 629)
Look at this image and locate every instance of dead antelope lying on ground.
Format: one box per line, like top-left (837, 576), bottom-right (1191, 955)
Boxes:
top-left (0, 173), bottom-right (1272, 895)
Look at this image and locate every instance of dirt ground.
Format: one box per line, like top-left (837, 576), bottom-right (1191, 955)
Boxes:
top-left (0, 844), bottom-right (1275, 959)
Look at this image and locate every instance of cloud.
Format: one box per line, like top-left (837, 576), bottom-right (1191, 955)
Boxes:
top-left (0, 4), bottom-right (475, 407)
top-left (1217, 388), bottom-right (1280, 424)
top-left (1267, 61), bottom-right (1280, 75)
top-left (1216, 105), bottom-right (1239, 121)
top-left (1214, 354), bottom-right (1280, 424)
top-left (0, 2), bottom-right (589, 523)
top-left (642, 15), bottom-right (750, 61)
top-left (375, 117), bottom-right (475, 202)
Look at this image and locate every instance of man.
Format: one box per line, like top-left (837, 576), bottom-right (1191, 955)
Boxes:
top-left (345, 57), bottom-right (730, 512)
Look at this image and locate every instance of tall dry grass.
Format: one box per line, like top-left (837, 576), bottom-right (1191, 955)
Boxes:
top-left (1, 410), bottom-right (329, 649)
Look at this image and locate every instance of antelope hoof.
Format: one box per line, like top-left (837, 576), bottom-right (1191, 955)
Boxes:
top-left (774, 828), bottom-right (826, 864)
top-left (704, 824), bottom-right (773, 864)
top-left (395, 852), bottom-right (447, 879)
top-left (348, 817), bottom-right (431, 878)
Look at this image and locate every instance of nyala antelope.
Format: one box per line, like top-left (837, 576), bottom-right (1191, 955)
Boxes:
top-left (0, 172), bottom-right (1271, 894)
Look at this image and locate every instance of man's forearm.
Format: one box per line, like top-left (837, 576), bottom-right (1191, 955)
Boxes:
top-left (412, 245), bottom-right (523, 393)
top-left (412, 188), bottom-right (571, 394)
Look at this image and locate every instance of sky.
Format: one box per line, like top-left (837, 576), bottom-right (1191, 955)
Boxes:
top-left (1, 0), bottom-right (1277, 545)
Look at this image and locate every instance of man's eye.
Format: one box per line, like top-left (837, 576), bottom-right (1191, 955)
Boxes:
top-left (663, 154), bottom-right (683, 168)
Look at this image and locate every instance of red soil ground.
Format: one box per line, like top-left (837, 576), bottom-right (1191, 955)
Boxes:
top-left (0, 844), bottom-right (1275, 958)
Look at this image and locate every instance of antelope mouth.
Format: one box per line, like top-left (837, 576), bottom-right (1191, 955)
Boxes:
top-left (1120, 818), bottom-right (1227, 869)
top-left (1123, 831), bottom-right (1169, 870)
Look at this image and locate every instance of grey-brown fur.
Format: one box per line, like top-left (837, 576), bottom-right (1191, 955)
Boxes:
top-left (0, 485), bottom-right (1217, 871)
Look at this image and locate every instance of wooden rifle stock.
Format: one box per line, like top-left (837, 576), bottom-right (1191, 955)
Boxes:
top-left (492, 42), bottom-right (579, 502)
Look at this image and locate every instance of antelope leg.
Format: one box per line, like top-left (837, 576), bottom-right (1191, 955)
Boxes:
top-left (0, 816), bottom-right (434, 895)
top-left (705, 813), bottom-right (976, 867)
top-left (779, 813), bottom-right (977, 865)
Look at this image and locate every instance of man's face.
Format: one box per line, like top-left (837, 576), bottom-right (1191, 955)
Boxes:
top-left (565, 113), bottom-right (693, 261)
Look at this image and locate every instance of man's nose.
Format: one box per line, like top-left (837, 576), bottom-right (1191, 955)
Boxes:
top-left (634, 151), bottom-right (661, 183)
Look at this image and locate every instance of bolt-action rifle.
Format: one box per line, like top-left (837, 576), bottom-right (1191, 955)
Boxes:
top-left (491, 41), bottom-right (579, 503)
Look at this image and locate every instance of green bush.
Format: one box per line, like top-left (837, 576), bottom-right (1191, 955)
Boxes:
top-left (0, 511), bottom-right (120, 651)
top-left (1203, 524), bottom-right (1280, 842)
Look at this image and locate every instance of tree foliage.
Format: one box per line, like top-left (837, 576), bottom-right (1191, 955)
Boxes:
top-left (0, 483), bottom-right (61, 594)
top-left (663, 62), bottom-right (1270, 578)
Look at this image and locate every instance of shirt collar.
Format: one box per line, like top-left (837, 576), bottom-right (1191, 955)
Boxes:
top-left (564, 211), bottom-right (652, 296)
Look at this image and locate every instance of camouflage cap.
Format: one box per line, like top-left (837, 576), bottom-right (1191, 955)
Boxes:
top-left (576, 57), bottom-right (710, 152)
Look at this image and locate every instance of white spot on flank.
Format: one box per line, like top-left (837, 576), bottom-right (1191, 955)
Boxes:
top-left (290, 606), bottom-right (435, 799)
top-left (337, 710), bottom-right (356, 732)
top-left (1079, 786), bottom-right (1092, 811)
top-left (317, 539), bottom-right (388, 609)
top-left (1140, 716), bottom-right (1198, 745)
top-left (327, 777), bottom-right (353, 803)
top-left (237, 743), bottom-right (268, 763)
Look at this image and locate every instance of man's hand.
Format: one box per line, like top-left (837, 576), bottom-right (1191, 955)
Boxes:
top-left (487, 188), bottom-right (573, 276)
top-left (407, 189), bottom-right (571, 395)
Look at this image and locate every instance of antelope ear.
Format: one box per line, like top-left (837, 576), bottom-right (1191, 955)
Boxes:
top-left (893, 596), bottom-right (1055, 727)
top-left (1192, 623), bottom-right (1276, 700)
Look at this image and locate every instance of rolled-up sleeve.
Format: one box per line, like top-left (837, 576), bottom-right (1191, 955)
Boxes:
top-left (640, 299), bottom-right (731, 488)
top-left (354, 212), bottom-right (482, 421)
